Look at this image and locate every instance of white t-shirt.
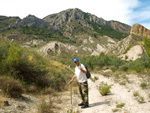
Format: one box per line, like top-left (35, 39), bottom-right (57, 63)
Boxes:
top-left (75, 64), bottom-right (87, 83)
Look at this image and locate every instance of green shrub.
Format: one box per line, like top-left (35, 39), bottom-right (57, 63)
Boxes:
top-left (120, 65), bottom-right (128, 72)
top-left (121, 55), bottom-right (150, 73)
top-left (38, 99), bottom-right (54, 113)
top-left (49, 71), bottom-right (66, 91)
top-left (90, 77), bottom-right (95, 82)
top-left (99, 82), bottom-right (111, 96)
top-left (94, 76), bottom-right (99, 80)
top-left (114, 73), bottom-right (119, 78)
top-left (0, 76), bottom-right (23, 98)
top-left (133, 91), bottom-right (139, 97)
top-left (80, 52), bottom-right (125, 70)
top-left (116, 103), bottom-right (125, 108)
top-left (140, 82), bottom-right (147, 88)
top-left (137, 96), bottom-right (144, 103)
top-left (123, 46), bottom-right (131, 54)
top-left (119, 80), bottom-right (126, 85)
top-left (112, 109), bottom-right (119, 112)
top-left (143, 37), bottom-right (150, 57)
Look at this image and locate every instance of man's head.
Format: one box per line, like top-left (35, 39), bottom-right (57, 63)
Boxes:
top-left (73, 58), bottom-right (79, 66)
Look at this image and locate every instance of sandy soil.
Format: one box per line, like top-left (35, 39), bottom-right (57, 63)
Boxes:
top-left (79, 73), bottom-right (150, 113)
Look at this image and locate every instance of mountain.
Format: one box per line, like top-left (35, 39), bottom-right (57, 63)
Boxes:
top-left (43, 8), bottom-right (131, 34)
top-left (0, 8), bottom-right (131, 41)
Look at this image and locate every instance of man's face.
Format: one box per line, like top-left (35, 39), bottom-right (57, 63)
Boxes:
top-left (74, 60), bottom-right (79, 66)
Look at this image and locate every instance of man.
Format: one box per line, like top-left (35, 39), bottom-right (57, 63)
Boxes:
top-left (69, 58), bottom-right (89, 108)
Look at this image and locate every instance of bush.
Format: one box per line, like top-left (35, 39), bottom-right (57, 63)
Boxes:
top-left (112, 109), bottom-right (119, 112)
top-left (137, 96), bottom-right (144, 103)
top-left (133, 91), bottom-right (139, 97)
top-left (0, 38), bottom-right (72, 94)
top-left (0, 76), bottom-right (23, 98)
top-left (49, 71), bottom-right (66, 91)
top-left (121, 55), bottom-right (150, 73)
top-left (116, 103), bottom-right (125, 108)
top-left (143, 37), bottom-right (150, 57)
top-left (99, 82), bottom-right (111, 96)
top-left (140, 82), bottom-right (147, 88)
top-left (80, 52), bottom-right (125, 70)
top-left (38, 99), bottom-right (54, 113)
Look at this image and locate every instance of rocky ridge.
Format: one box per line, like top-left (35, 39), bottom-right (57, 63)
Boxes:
top-left (43, 8), bottom-right (131, 34)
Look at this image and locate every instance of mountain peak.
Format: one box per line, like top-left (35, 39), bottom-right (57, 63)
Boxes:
top-left (24, 14), bottom-right (38, 19)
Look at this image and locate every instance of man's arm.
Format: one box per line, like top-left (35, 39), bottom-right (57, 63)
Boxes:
top-left (69, 74), bottom-right (76, 84)
top-left (78, 66), bottom-right (87, 74)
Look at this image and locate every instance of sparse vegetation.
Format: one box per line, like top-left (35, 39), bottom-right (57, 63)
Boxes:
top-left (123, 46), bottom-right (132, 54)
top-left (80, 52), bottom-right (125, 70)
top-left (116, 103), bottom-right (125, 108)
top-left (137, 96), bottom-right (144, 103)
top-left (143, 36), bottom-right (150, 57)
top-left (133, 91), bottom-right (139, 97)
top-left (119, 80), bottom-right (126, 85)
top-left (0, 76), bottom-right (23, 98)
top-left (140, 82), bottom-right (147, 88)
top-left (90, 76), bottom-right (99, 82)
top-left (114, 73), bottom-right (120, 79)
top-left (112, 108), bottom-right (119, 112)
top-left (90, 77), bottom-right (95, 82)
top-left (99, 82), bottom-right (111, 96)
top-left (38, 98), bottom-right (55, 113)
top-left (94, 76), bottom-right (99, 80)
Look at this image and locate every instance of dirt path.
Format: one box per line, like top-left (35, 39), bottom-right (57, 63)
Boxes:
top-left (79, 73), bottom-right (150, 113)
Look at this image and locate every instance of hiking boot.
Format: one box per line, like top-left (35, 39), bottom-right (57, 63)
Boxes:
top-left (78, 103), bottom-right (84, 106)
top-left (81, 104), bottom-right (89, 109)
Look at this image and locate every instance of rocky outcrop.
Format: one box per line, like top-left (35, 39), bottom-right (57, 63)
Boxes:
top-left (130, 24), bottom-right (150, 38)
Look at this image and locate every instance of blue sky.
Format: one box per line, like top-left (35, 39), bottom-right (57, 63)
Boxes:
top-left (131, 0), bottom-right (150, 28)
top-left (0, 0), bottom-right (150, 29)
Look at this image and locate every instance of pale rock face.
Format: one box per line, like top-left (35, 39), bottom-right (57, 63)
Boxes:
top-left (96, 44), bottom-right (107, 53)
top-left (89, 36), bottom-right (94, 43)
top-left (91, 51), bottom-right (100, 56)
top-left (82, 47), bottom-right (92, 52)
top-left (83, 39), bottom-right (88, 44)
top-left (120, 45), bottom-right (144, 61)
top-left (91, 44), bottom-right (107, 56)
top-left (39, 41), bottom-right (78, 56)
top-left (107, 37), bottom-right (116, 44)
top-left (39, 41), bottom-right (61, 56)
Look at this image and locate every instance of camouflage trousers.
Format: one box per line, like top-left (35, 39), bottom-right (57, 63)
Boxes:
top-left (78, 81), bottom-right (89, 105)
